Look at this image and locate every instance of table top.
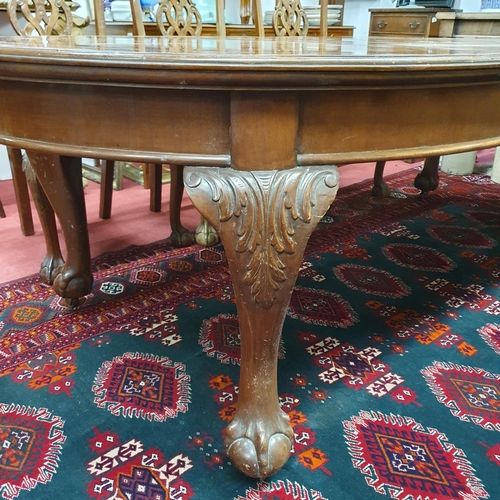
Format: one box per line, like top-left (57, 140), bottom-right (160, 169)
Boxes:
top-left (1, 35), bottom-right (500, 166)
top-left (1, 35), bottom-right (500, 89)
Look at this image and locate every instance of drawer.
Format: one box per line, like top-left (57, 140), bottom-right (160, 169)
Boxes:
top-left (370, 13), bottom-right (430, 36)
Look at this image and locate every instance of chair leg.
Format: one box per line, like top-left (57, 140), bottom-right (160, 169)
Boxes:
top-left (195, 216), bottom-right (220, 247)
top-left (149, 163), bottom-right (163, 212)
top-left (0, 198), bottom-right (5, 218)
top-left (7, 147), bottom-right (34, 235)
top-left (414, 156), bottom-right (440, 196)
top-left (22, 153), bottom-right (64, 284)
top-left (99, 160), bottom-right (115, 219)
top-left (142, 162), bottom-right (150, 189)
top-left (371, 160), bottom-right (391, 199)
top-left (168, 164), bottom-right (195, 247)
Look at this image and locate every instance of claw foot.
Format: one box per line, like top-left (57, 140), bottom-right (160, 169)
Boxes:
top-left (195, 218), bottom-right (219, 247)
top-left (169, 226), bottom-right (195, 248)
top-left (39, 255), bottom-right (65, 285)
top-left (371, 181), bottom-right (391, 199)
top-left (225, 412), bottom-right (293, 478)
top-left (414, 172), bottom-right (439, 195)
top-left (52, 265), bottom-right (93, 301)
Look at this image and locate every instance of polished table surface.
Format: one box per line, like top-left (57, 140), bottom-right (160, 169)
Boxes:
top-left (1, 35), bottom-right (500, 478)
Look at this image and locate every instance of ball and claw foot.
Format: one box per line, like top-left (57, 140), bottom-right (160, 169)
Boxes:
top-left (225, 412), bottom-right (294, 478)
top-left (414, 172), bottom-right (439, 197)
top-left (371, 181), bottom-right (391, 199)
top-left (39, 255), bottom-right (65, 285)
top-left (169, 227), bottom-right (195, 248)
top-left (52, 265), bottom-right (93, 306)
top-left (195, 219), bottom-right (219, 247)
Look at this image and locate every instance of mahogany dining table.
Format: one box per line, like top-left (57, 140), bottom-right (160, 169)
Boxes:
top-left (1, 34), bottom-right (500, 479)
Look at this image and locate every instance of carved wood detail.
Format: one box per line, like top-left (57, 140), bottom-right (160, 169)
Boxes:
top-left (272, 0), bottom-right (309, 37)
top-left (8, 0), bottom-right (73, 36)
top-left (184, 166), bottom-right (339, 308)
top-left (155, 0), bottom-right (203, 36)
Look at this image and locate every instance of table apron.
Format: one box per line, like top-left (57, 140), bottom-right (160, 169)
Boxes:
top-left (1, 80), bottom-right (499, 166)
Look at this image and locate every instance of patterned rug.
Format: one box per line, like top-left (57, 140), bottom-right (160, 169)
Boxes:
top-left (1, 167), bottom-right (500, 500)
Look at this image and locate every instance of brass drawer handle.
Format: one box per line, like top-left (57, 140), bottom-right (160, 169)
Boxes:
top-left (378, 21), bottom-right (387, 28)
top-left (409, 21), bottom-right (420, 29)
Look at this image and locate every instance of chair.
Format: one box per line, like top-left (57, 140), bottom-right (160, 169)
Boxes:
top-left (6, 0), bottom-right (194, 284)
top-left (7, 0), bottom-right (172, 217)
top-left (128, 0), bottom-right (228, 247)
top-left (127, 0), bottom-right (321, 246)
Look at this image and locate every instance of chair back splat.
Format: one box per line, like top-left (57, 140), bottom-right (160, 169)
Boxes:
top-left (129, 0), bottom-right (268, 38)
top-left (272, 0), bottom-right (308, 36)
top-left (8, 0), bottom-right (73, 36)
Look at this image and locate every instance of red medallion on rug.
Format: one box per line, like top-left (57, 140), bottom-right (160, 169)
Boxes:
top-left (478, 323), bottom-right (500, 355)
top-left (344, 410), bottom-right (488, 500)
top-left (427, 226), bottom-right (495, 248)
top-left (200, 313), bottom-right (285, 365)
top-left (382, 243), bottom-right (456, 272)
top-left (86, 428), bottom-right (194, 499)
top-left (333, 263), bottom-right (410, 298)
top-left (0, 403), bottom-right (66, 499)
top-left (422, 361), bottom-right (500, 431)
top-left (92, 352), bottom-right (190, 421)
top-left (287, 286), bottom-right (358, 328)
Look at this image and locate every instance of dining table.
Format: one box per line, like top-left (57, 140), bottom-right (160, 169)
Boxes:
top-left (1, 34), bottom-right (500, 479)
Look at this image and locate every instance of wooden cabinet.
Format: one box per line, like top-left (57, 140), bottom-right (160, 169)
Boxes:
top-left (369, 8), bottom-right (448, 38)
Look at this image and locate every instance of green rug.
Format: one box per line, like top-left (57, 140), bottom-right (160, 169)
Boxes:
top-left (1, 167), bottom-right (500, 499)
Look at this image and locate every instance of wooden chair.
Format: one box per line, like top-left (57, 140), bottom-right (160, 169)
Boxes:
top-left (128, 0), bottom-right (226, 247)
top-left (5, 0), bottom-right (194, 284)
top-left (6, 0), bottom-right (188, 226)
top-left (127, 0), bottom-right (320, 246)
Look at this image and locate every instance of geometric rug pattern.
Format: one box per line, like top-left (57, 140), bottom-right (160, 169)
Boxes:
top-left (1, 168), bottom-right (500, 499)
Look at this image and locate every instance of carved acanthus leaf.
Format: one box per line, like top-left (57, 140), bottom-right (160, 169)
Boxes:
top-left (185, 167), bottom-right (339, 308)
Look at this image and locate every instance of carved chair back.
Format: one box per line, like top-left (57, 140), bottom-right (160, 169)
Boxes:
top-left (129, 0), bottom-right (266, 38)
top-left (7, 0), bottom-right (73, 36)
top-left (272, 0), bottom-right (308, 36)
top-left (130, 0), bottom-right (203, 36)
top-left (270, 0), bottom-right (330, 37)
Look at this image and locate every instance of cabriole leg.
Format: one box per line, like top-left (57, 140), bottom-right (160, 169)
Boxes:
top-left (184, 165), bottom-right (339, 478)
top-left (26, 151), bottom-right (92, 302)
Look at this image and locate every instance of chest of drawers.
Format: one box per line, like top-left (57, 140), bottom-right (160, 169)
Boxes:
top-left (369, 8), bottom-right (448, 37)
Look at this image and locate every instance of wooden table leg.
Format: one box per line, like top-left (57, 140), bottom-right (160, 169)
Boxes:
top-left (26, 151), bottom-right (93, 303)
top-left (168, 164), bottom-right (196, 247)
top-left (184, 165), bottom-right (339, 478)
